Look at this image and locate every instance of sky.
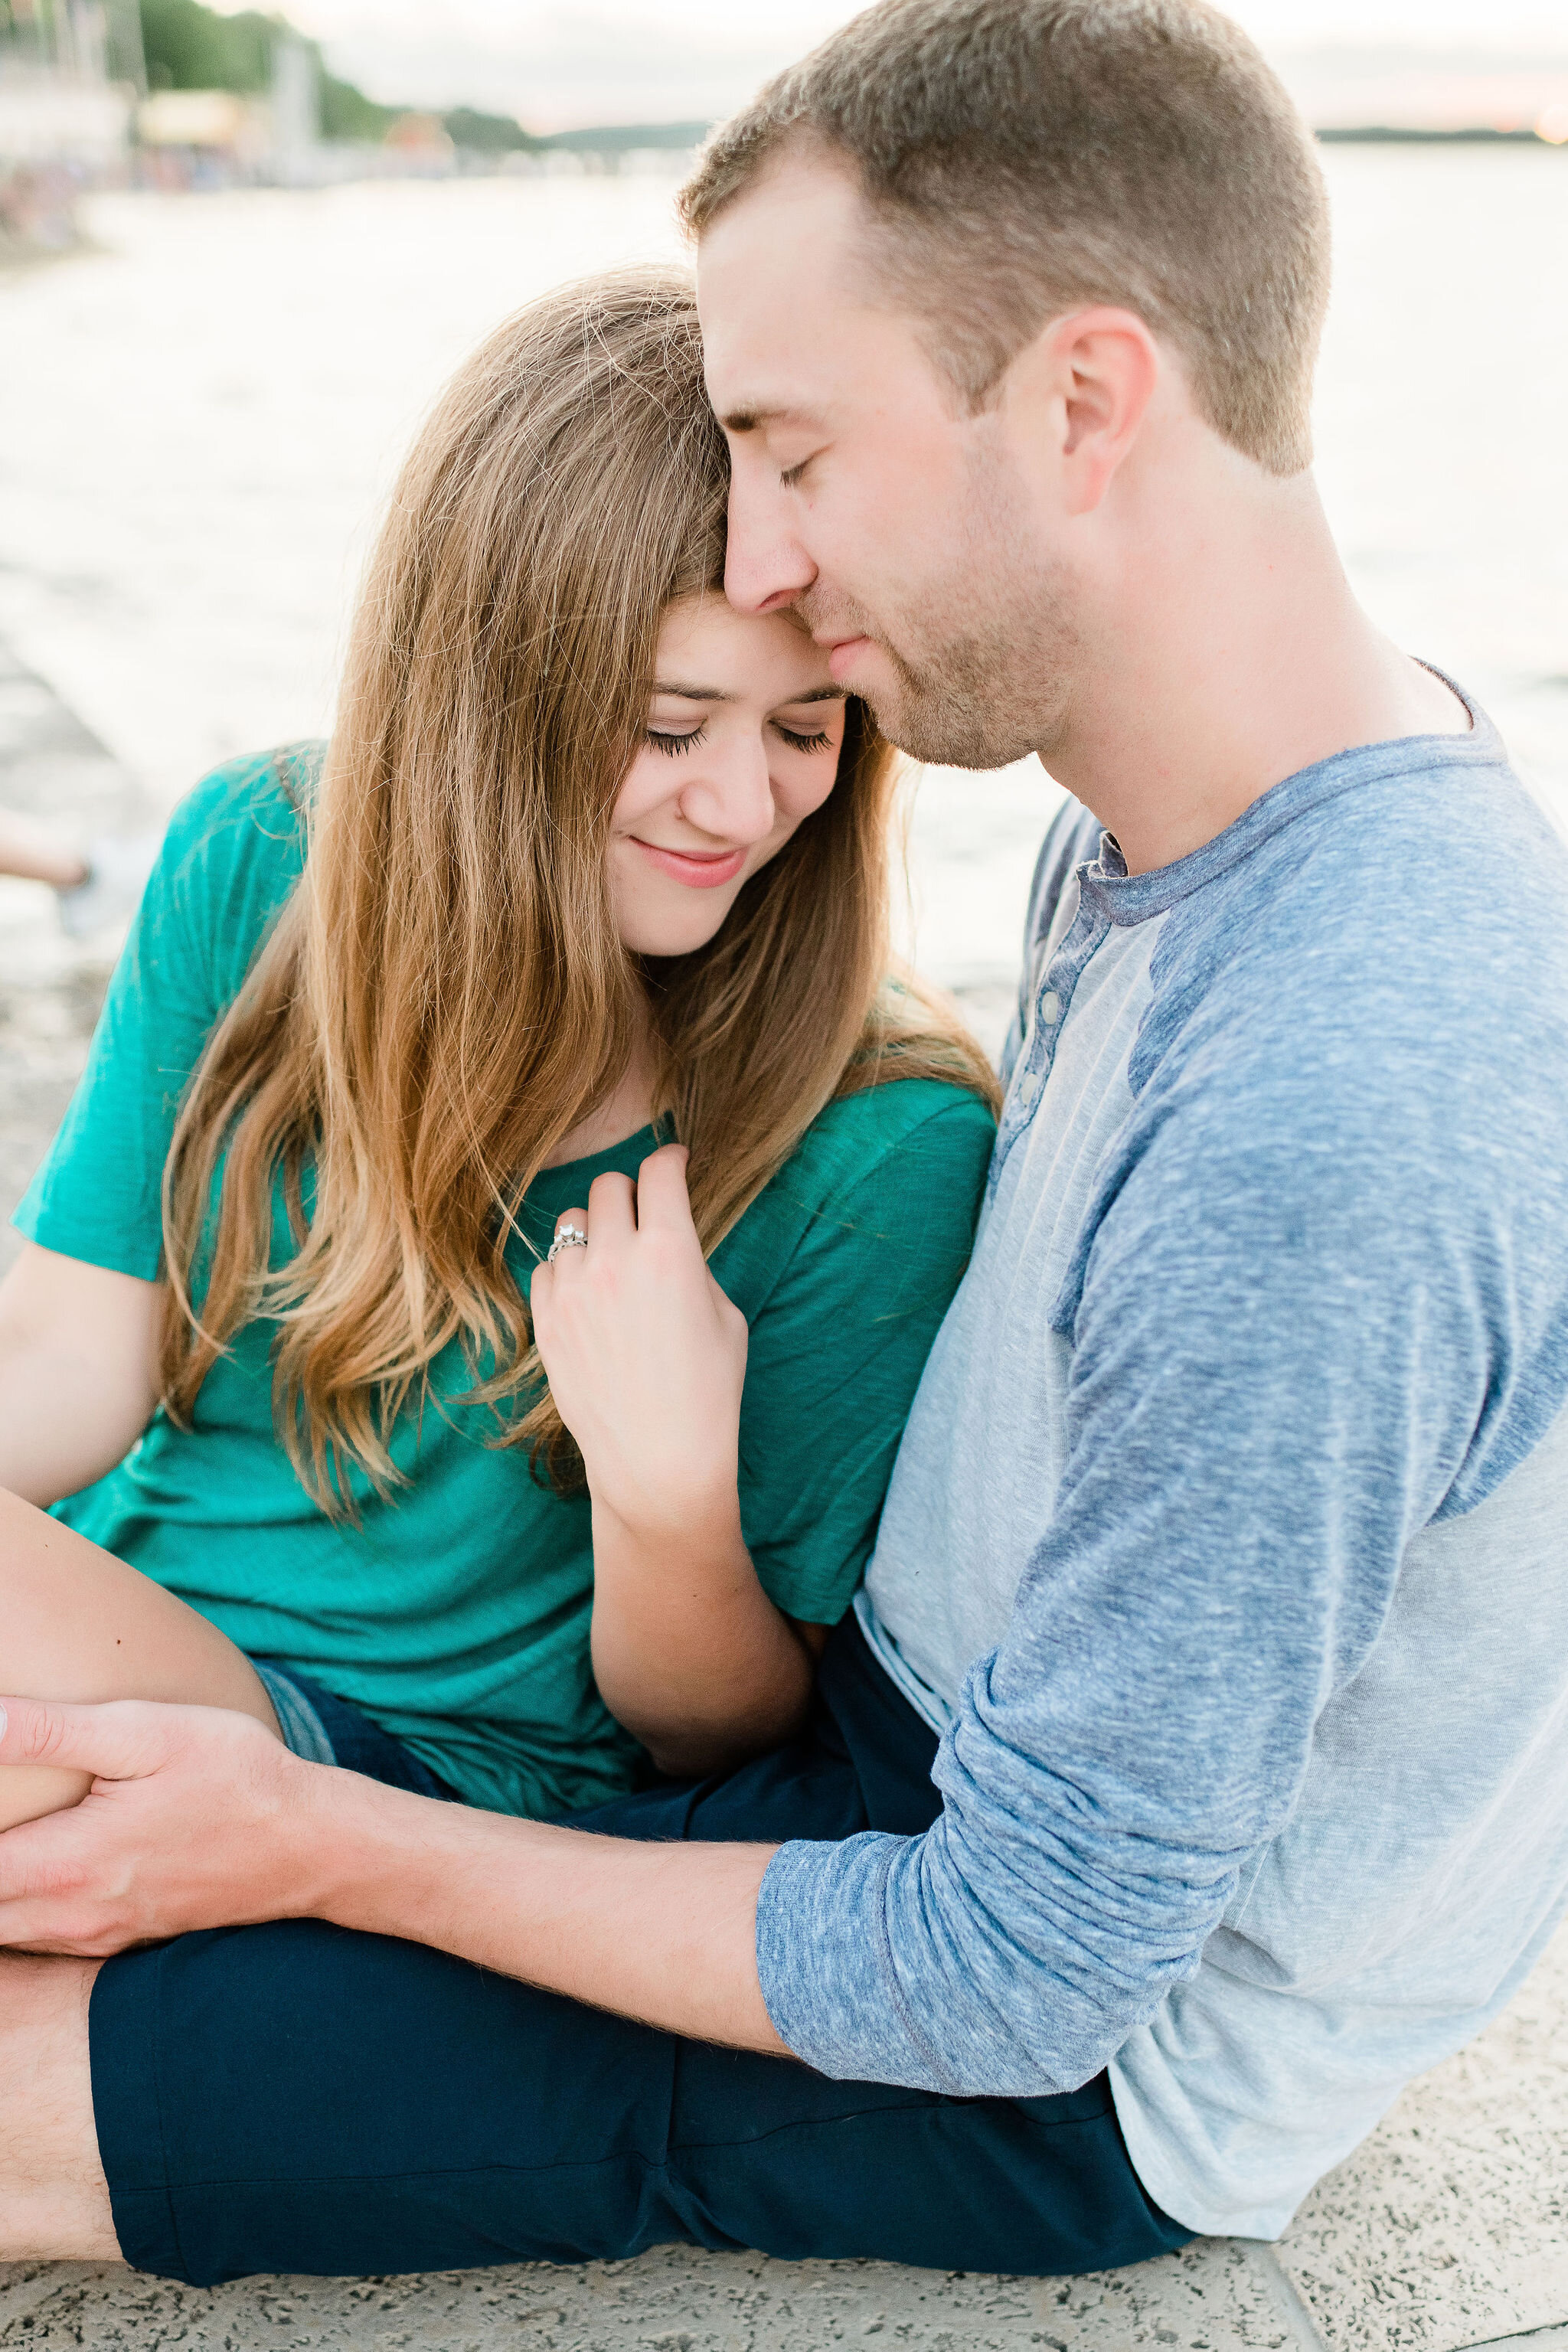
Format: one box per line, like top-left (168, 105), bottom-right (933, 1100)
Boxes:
top-left (248, 1), bottom-right (1568, 131)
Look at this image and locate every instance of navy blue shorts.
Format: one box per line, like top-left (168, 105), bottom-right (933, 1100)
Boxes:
top-left (89, 1619), bottom-right (1190, 2285)
top-left (250, 1658), bottom-right (462, 1801)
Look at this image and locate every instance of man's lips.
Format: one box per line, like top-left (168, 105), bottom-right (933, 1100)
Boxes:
top-left (822, 634), bottom-right (874, 683)
top-left (631, 838), bottom-right (750, 890)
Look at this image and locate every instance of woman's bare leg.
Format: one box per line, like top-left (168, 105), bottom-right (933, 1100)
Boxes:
top-left (0, 1952), bottom-right (119, 2260)
top-left (0, 1486), bottom-right (280, 1833)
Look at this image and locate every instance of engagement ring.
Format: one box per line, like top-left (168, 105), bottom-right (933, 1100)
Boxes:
top-left (547, 1221), bottom-right (589, 1266)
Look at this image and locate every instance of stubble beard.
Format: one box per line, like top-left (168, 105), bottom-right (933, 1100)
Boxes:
top-left (796, 522), bottom-right (1078, 773)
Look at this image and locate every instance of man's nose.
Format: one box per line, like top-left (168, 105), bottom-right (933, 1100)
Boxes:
top-left (683, 733), bottom-right (776, 844)
top-left (724, 469), bottom-right (815, 618)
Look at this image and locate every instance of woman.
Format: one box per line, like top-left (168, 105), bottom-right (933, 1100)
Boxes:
top-left (0, 268), bottom-right (996, 1839)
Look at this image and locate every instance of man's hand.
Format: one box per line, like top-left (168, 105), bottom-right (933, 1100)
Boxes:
top-left (0, 1694), bottom-right (332, 1955)
top-left (0, 1692), bottom-right (790, 2061)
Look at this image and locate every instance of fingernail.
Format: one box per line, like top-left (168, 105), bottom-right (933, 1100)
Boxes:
top-left (0, 1703), bottom-right (8, 1743)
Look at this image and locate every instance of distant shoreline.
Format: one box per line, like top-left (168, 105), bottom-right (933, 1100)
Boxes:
top-left (1315, 124), bottom-right (1568, 144)
top-left (537, 119), bottom-right (1568, 153)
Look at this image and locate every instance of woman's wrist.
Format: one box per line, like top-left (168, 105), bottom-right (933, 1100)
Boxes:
top-left (586, 1468), bottom-right (743, 1555)
top-left (586, 1495), bottom-right (815, 1774)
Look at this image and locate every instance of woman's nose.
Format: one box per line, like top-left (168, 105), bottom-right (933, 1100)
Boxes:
top-left (681, 733), bottom-right (777, 845)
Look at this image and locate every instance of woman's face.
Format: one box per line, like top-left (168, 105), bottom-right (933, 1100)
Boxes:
top-left (609, 594), bottom-right (848, 958)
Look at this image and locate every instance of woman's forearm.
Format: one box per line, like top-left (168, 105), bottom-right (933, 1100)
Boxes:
top-left (588, 1497), bottom-right (818, 1775)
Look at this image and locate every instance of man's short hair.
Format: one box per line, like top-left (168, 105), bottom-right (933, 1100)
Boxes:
top-left (680, 0), bottom-right (1330, 476)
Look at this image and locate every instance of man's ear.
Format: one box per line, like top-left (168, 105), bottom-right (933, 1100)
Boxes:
top-left (1006, 305), bottom-right (1161, 518)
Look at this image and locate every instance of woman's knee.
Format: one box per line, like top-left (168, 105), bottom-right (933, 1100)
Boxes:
top-left (0, 1489), bottom-right (279, 1830)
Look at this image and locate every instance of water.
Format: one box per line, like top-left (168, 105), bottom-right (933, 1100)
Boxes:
top-left (2, 145), bottom-right (1566, 1034)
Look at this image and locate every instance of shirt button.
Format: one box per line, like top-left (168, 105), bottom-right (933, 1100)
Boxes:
top-left (1040, 989), bottom-right (1062, 1025)
top-left (1015, 1070), bottom-right (1041, 1106)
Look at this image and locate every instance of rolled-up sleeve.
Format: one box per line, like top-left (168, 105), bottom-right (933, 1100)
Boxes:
top-left (755, 1107), bottom-right (1513, 2091)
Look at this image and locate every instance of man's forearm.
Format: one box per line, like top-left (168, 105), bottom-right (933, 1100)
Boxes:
top-left (301, 1768), bottom-right (792, 2055)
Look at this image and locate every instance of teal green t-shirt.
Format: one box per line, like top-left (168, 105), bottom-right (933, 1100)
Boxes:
top-left (15, 748), bottom-right (995, 1818)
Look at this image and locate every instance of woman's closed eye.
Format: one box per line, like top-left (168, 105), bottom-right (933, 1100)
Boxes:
top-left (645, 720), bottom-right (835, 757)
top-left (645, 725), bottom-right (707, 757)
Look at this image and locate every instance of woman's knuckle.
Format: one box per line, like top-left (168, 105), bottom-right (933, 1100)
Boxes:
top-left (647, 1233), bottom-right (681, 1278)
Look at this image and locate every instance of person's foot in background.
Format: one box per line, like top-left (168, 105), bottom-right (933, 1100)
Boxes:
top-left (0, 813), bottom-right (159, 939)
top-left (54, 833), bottom-right (161, 939)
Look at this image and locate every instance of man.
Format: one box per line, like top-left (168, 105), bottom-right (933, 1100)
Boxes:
top-left (4, 0), bottom-right (1566, 2285)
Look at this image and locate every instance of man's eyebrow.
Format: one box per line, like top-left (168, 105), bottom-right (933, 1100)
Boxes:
top-left (717, 403), bottom-right (827, 436)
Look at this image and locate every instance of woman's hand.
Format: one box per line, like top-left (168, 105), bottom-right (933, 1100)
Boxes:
top-left (529, 1145), bottom-right (822, 1776)
top-left (529, 1145), bottom-right (749, 1544)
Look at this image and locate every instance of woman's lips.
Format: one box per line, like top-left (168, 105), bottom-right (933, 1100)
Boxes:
top-left (632, 839), bottom-right (749, 890)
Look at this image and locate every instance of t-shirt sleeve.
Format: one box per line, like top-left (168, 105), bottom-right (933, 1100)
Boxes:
top-left (735, 1090), bottom-right (995, 1625)
top-left (12, 753), bottom-right (310, 1282)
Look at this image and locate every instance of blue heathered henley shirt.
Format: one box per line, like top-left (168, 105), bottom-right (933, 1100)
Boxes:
top-left (756, 681), bottom-right (1568, 2239)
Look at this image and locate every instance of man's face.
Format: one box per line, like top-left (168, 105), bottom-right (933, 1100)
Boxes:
top-left (698, 151), bottom-right (1077, 770)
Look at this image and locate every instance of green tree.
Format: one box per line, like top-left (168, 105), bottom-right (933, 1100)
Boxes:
top-left (136, 0), bottom-right (545, 150)
top-left (319, 73), bottom-right (395, 141)
top-left (444, 105), bottom-right (539, 155)
top-left (139, 0), bottom-right (276, 92)
top-left (138, 0), bottom-right (397, 136)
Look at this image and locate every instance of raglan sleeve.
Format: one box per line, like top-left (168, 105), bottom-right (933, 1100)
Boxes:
top-left (752, 1019), bottom-right (1524, 2093)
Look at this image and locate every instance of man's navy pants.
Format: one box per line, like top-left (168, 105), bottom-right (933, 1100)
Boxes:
top-left (89, 1619), bottom-right (1191, 2285)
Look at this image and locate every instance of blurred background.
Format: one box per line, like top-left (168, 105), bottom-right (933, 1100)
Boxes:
top-left (2, 0), bottom-right (1566, 1248)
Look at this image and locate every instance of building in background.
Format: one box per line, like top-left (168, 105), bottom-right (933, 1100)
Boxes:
top-left (0, 0), bottom-right (138, 256)
top-left (4, 0), bottom-right (1566, 256)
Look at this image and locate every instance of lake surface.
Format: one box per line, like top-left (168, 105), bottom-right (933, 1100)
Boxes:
top-left (2, 145), bottom-right (1565, 1027)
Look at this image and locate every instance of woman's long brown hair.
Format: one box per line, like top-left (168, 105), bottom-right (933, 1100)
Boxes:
top-left (158, 266), bottom-right (999, 1508)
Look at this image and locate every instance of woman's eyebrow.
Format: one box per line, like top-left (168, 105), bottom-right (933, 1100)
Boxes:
top-left (652, 683), bottom-right (848, 704)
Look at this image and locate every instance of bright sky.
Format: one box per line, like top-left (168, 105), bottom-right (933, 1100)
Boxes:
top-left (256, 1), bottom-right (1568, 128)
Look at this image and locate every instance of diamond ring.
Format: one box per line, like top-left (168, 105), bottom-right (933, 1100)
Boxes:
top-left (546, 1221), bottom-right (589, 1266)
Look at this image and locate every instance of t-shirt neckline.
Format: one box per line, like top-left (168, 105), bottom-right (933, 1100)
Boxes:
top-left (1084, 662), bottom-right (1502, 926)
top-left (527, 1121), bottom-right (664, 1195)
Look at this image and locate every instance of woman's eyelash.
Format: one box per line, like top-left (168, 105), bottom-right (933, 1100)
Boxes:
top-left (646, 723), bottom-right (831, 756)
